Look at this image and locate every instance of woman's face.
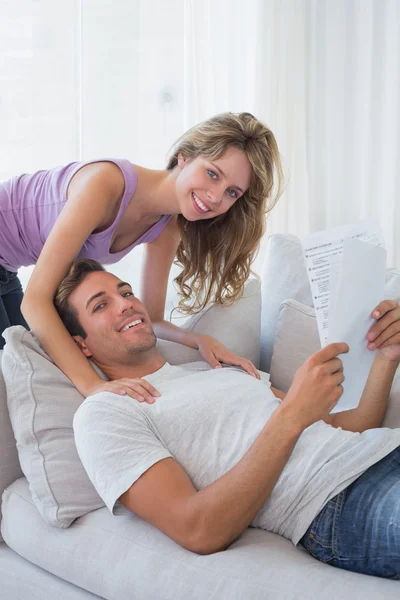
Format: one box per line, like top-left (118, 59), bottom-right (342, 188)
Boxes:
top-left (176, 146), bottom-right (252, 221)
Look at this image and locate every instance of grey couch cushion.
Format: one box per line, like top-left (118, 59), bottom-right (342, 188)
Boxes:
top-left (0, 350), bottom-right (23, 543)
top-left (2, 478), bottom-right (398, 600)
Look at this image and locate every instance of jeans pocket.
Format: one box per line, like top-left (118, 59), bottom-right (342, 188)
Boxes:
top-left (301, 491), bottom-right (346, 562)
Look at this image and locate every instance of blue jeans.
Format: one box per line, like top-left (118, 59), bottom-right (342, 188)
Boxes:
top-left (300, 446), bottom-right (400, 579)
top-left (0, 265), bottom-right (28, 349)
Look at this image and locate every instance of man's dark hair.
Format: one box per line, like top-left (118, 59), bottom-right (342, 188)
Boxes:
top-left (54, 259), bottom-right (105, 338)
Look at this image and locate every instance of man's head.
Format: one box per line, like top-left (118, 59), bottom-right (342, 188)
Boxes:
top-left (54, 259), bottom-right (158, 370)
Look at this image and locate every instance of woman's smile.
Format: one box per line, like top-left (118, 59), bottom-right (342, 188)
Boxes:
top-left (192, 191), bottom-right (211, 214)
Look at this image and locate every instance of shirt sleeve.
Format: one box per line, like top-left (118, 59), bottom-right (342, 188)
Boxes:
top-left (73, 394), bottom-right (172, 514)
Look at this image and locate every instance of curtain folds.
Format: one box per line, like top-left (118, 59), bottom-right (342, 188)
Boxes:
top-left (1, 0), bottom-right (399, 291)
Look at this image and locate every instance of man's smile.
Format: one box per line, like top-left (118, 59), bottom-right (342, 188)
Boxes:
top-left (118, 316), bottom-right (146, 333)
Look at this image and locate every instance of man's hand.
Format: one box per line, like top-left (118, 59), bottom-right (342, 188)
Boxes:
top-left (281, 343), bottom-right (349, 430)
top-left (367, 300), bottom-right (400, 363)
top-left (195, 334), bottom-right (260, 378)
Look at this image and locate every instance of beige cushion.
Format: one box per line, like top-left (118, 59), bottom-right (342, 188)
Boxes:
top-left (1, 278), bottom-right (261, 529)
top-left (270, 299), bottom-right (400, 428)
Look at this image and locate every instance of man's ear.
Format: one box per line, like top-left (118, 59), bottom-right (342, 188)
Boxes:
top-left (72, 335), bottom-right (92, 358)
top-left (177, 152), bottom-right (188, 168)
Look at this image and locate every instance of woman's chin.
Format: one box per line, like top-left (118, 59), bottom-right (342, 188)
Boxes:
top-left (180, 206), bottom-right (203, 222)
top-left (184, 214), bottom-right (201, 222)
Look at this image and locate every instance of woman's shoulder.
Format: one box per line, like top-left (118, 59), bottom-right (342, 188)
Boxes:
top-left (68, 160), bottom-right (130, 199)
top-left (72, 158), bottom-right (133, 181)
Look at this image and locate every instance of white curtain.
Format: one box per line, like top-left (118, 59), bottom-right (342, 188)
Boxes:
top-left (183, 0), bottom-right (400, 269)
top-left (306, 0), bottom-right (400, 268)
top-left (1, 0), bottom-right (399, 295)
top-left (182, 0), bottom-right (310, 272)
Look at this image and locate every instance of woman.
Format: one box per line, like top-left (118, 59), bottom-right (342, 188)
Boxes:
top-left (0, 112), bottom-right (283, 399)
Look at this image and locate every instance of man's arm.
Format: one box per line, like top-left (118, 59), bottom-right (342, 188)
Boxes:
top-left (119, 343), bottom-right (347, 555)
top-left (272, 357), bottom-right (398, 433)
top-left (323, 300), bottom-right (400, 432)
top-left (120, 407), bottom-right (302, 555)
top-left (324, 353), bottom-right (398, 432)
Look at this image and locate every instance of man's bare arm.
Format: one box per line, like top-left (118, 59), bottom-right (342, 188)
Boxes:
top-left (120, 408), bottom-right (302, 555)
top-left (324, 300), bottom-right (400, 432)
top-left (272, 356), bottom-right (398, 432)
top-left (324, 353), bottom-right (398, 432)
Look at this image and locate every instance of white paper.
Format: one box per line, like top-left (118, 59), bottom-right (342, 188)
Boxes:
top-left (301, 219), bottom-right (384, 347)
top-left (327, 238), bottom-right (386, 411)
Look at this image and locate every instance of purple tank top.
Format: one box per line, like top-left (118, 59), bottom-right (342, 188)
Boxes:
top-left (0, 158), bottom-right (171, 272)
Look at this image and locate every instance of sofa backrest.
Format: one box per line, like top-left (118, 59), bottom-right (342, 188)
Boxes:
top-left (0, 350), bottom-right (23, 542)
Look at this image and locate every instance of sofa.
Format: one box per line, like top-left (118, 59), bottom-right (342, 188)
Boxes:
top-left (1, 233), bottom-right (400, 600)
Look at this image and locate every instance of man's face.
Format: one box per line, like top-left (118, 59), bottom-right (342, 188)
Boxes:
top-left (68, 271), bottom-right (157, 365)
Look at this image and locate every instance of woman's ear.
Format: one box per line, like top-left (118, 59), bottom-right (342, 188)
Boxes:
top-left (72, 336), bottom-right (92, 358)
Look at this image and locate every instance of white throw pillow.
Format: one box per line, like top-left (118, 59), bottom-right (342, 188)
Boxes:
top-left (2, 278), bottom-right (261, 528)
top-left (260, 233), bottom-right (400, 373)
top-left (270, 299), bottom-right (400, 428)
top-left (2, 327), bottom-right (106, 528)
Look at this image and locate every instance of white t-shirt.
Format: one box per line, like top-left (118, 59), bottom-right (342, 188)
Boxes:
top-left (73, 362), bottom-right (400, 545)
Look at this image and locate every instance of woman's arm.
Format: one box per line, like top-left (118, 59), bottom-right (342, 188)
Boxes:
top-left (139, 217), bottom-right (199, 347)
top-left (271, 386), bottom-right (286, 400)
top-left (21, 163), bottom-right (129, 397)
top-left (140, 221), bottom-right (259, 377)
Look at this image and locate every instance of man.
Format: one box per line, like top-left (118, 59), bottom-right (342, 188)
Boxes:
top-left (56, 259), bottom-right (400, 579)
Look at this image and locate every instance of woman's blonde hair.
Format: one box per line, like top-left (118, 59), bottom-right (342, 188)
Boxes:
top-left (167, 111), bottom-right (283, 314)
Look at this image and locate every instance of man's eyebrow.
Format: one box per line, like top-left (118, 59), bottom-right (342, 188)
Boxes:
top-left (85, 282), bottom-right (132, 310)
top-left (210, 162), bottom-right (244, 195)
top-left (86, 291), bottom-right (105, 310)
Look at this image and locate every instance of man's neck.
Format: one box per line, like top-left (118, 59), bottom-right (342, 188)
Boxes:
top-left (93, 350), bottom-right (167, 381)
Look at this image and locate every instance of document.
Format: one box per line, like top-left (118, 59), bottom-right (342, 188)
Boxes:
top-left (301, 219), bottom-right (386, 411)
top-left (327, 238), bottom-right (386, 410)
top-left (302, 219), bottom-right (385, 346)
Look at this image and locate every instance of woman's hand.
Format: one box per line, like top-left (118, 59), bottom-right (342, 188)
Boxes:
top-left (367, 300), bottom-right (400, 363)
top-left (195, 334), bottom-right (260, 378)
top-left (87, 378), bottom-right (161, 403)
